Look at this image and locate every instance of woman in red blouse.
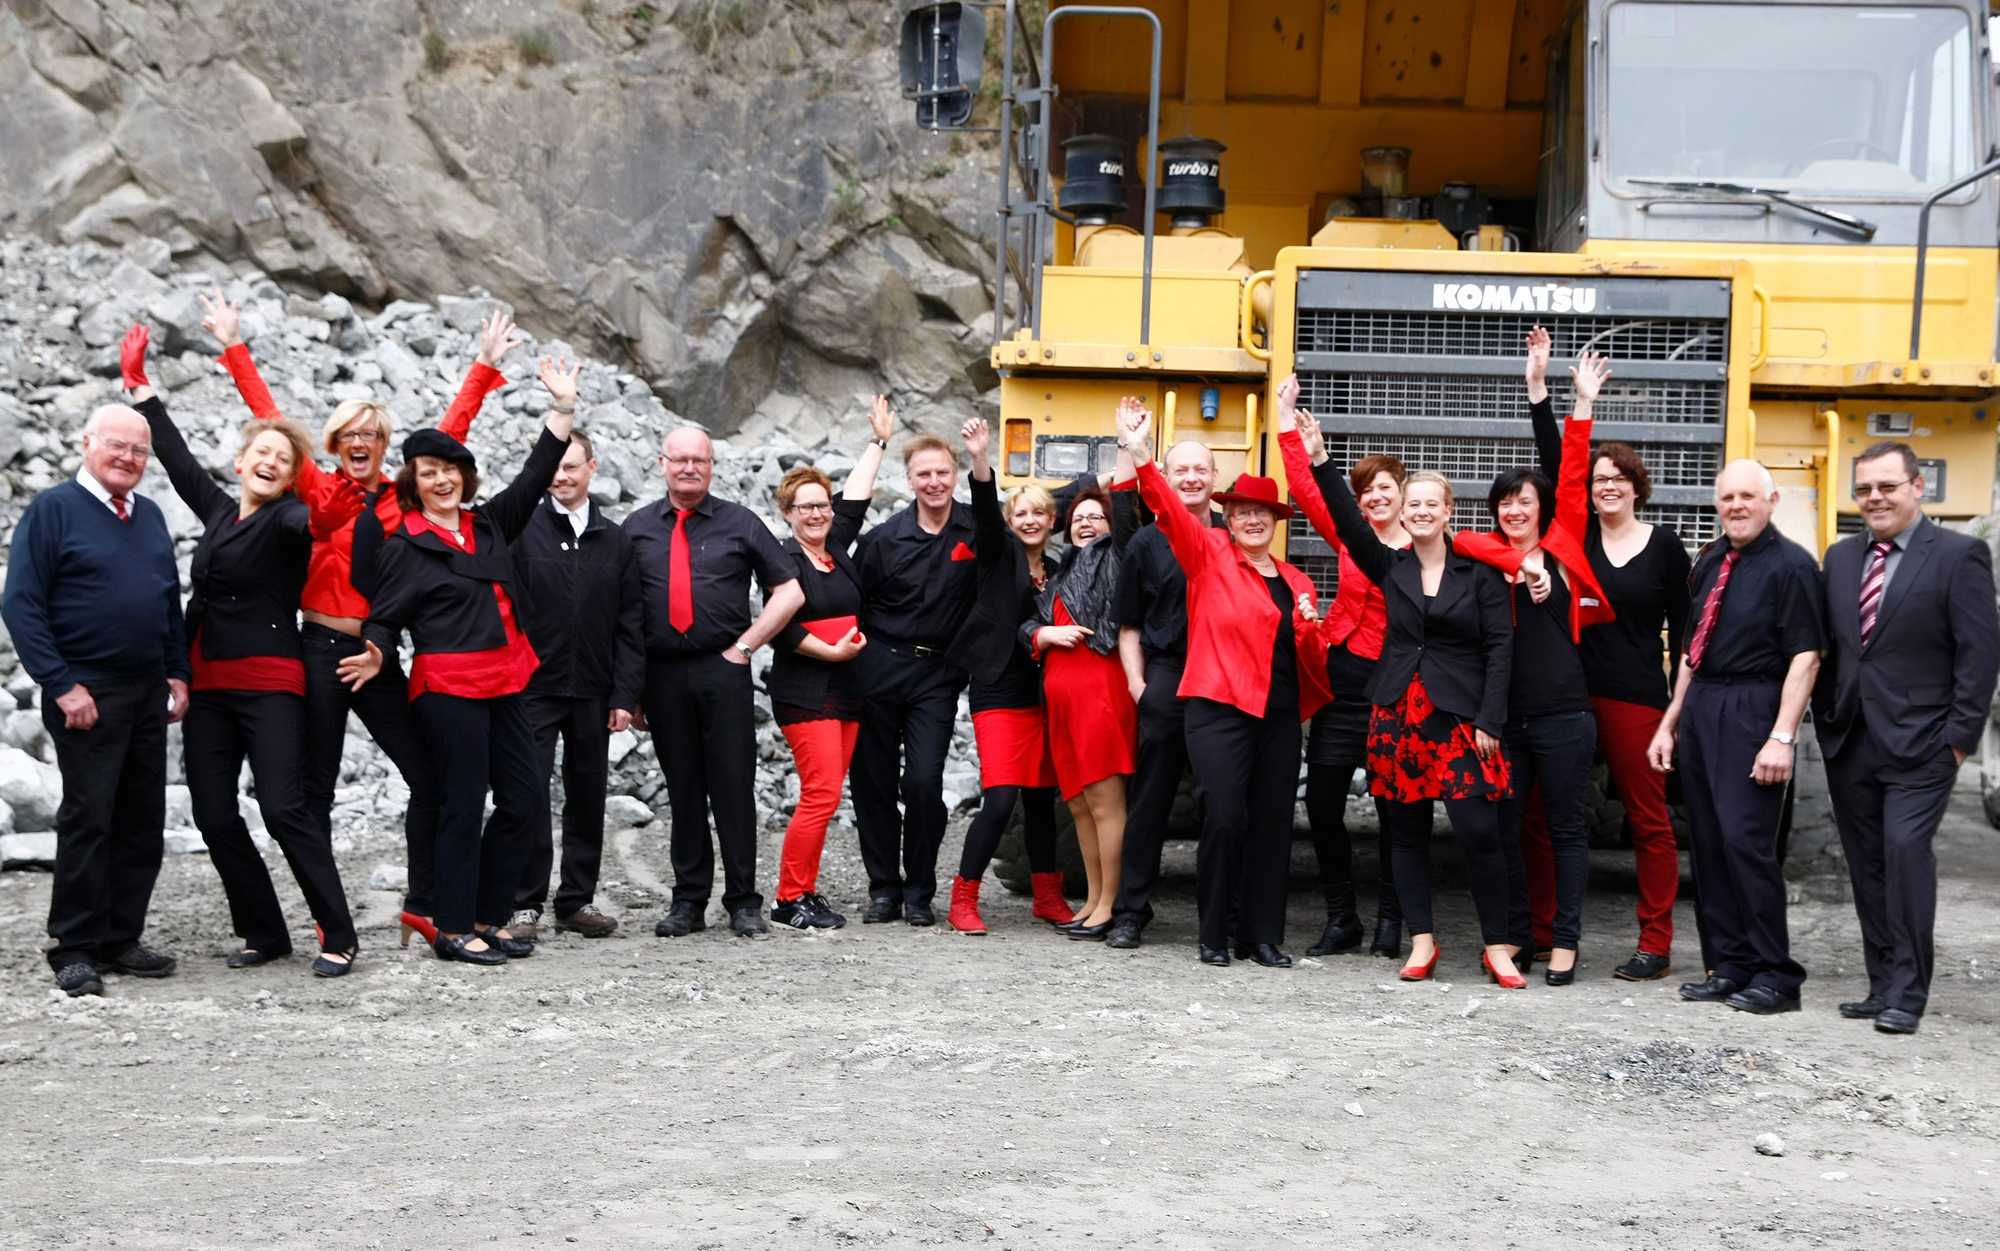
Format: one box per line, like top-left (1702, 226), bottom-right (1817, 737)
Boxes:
top-left (338, 359), bottom-right (576, 965)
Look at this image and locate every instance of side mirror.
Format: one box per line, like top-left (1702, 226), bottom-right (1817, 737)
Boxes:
top-left (899, 2), bottom-right (986, 130)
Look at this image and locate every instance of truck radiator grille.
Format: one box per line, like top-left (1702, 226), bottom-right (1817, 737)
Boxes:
top-left (1299, 373), bottom-right (1724, 425)
top-left (1295, 310), bottom-right (1727, 363)
top-left (1318, 434), bottom-right (1722, 490)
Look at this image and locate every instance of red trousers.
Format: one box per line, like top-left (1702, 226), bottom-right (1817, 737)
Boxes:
top-left (778, 719), bottom-right (859, 901)
top-left (1519, 697), bottom-right (1678, 953)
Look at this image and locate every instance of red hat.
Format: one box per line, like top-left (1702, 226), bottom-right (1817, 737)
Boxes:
top-left (1213, 473), bottom-right (1294, 520)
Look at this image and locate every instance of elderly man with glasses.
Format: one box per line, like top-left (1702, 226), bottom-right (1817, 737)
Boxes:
top-left (3, 405), bottom-right (191, 996)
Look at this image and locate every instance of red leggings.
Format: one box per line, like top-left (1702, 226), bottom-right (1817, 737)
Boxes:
top-left (1520, 697), bottom-right (1678, 954)
top-left (778, 719), bottom-right (859, 901)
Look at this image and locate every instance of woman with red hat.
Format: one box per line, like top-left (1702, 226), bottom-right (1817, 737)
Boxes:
top-left (1117, 400), bottom-right (1330, 968)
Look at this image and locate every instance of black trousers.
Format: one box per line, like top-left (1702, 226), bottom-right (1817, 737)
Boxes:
top-left (185, 690), bottom-right (356, 953)
top-left (42, 675), bottom-right (168, 971)
top-left (302, 624), bottom-right (441, 915)
top-left (850, 644), bottom-right (966, 907)
top-left (1825, 721), bottom-right (1955, 1016)
top-left (1499, 710), bottom-right (1597, 949)
top-left (1183, 697), bottom-right (1297, 950)
top-left (643, 653), bottom-right (762, 914)
top-left (411, 691), bottom-right (540, 935)
top-left (514, 691), bottom-right (611, 917)
top-left (1113, 657), bottom-right (1193, 928)
top-left (1386, 795), bottom-right (1521, 946)
top-left (1304, 696), bottom-right (1400, 928)
top-left (1679, 679), bottom-right (1805, 997)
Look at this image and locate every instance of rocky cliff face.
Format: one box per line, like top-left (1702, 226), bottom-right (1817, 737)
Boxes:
top-left (0, 0), bottom-right (1001, 440)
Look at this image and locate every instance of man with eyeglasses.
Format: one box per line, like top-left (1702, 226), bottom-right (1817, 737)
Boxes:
top-left (1812, 440), bottom-right (1998, 1035)
top-left (624, 426), bottom-right (805, 938)
top-left (4, 405), bottom-right (191, 996)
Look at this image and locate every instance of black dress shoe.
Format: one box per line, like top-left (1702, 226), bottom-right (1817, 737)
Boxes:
top-left (1233, 943), bottom-right (1293, 968)
top-left (905, 902), bottom-right (936, 927)
top-left (1614, 951), bottom-right (1673, 982)
top-left (1105, 919), bottom-right (1143, 949)
top-left (1066, 920), bottom-right (1112, 942)
top-left (312, 950), bottom-right (356, 978)
top-left (1368, 919), bottom-right (1401, 959)
top-left (1198, 945), bottom-right (1230, 967)
top-left (1679, 974), bottom-right (1744, 1003)
top-left (475, 928), bottom-right (534, 958)
top-left (729, 907), bottom-right (769, 937)
top-left (1725, 985), bottom-right (1801, 1015)
top-left (227, 947), bottom-right (291, 969)
top-left (1543, 949), bottom-right (1578, 987)
top-left (102, 945), bottom-right (177, 978)
top-left (1873, 1008), bottom-right (1920, 1035)
top-left (862, 897), bottom-right (902, 924)
top-left (1838, 996), bottom-right (1888, 1019)
top-left (653, 901), bottom-right (707, 938)
top-left (432, 934), bottom-right (507, 965)
top-left (55, 961), bottom-right (103, 997)
top-left (1305, 914), bottom-right (1364, 957)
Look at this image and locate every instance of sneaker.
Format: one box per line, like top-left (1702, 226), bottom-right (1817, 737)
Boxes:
top-left (804, 893), bottom-right (847, 929)
top-left (552, 904), bottom-right (618, 938)
top-left (100, 945), bottom-right (176, 978)
top-left (771, 897), bottom-right (816, 930)
top-left (55, 961), bottom-right (103, 997)
top-left (507, 909), bottom-right (541, 943)
top-left (1613, 950), bottom-right (1673, 982)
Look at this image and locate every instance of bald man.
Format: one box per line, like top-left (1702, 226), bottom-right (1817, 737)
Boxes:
top-left (4, 405), bottom-right (191, 995)
top-left (1648, 460), bottom-right (1824, 1015)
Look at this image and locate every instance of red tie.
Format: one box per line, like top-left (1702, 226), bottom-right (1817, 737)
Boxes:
top-left (669, 508), bottom-right (695, 634)
top-left (111, 495), bottom-right (129, 522)
top-left (1686, 548), bottom-right (1739, 671)
top-left (1858, 540), bottom-right (1891, 646)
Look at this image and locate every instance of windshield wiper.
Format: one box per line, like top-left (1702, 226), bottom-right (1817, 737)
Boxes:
top-left (1629, 178), bottom-right (1878, 240)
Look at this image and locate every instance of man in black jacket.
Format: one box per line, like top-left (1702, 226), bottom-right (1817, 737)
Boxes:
top-left (508, 431), bottom-right (646, 941)
top-left (1813, 441), bottom-right (1999, 1034)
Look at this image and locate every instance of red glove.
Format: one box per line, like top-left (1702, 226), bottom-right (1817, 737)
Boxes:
top-left (120, 324), bottom-right (151, 391)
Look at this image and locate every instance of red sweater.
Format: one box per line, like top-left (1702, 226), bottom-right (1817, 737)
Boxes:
top-left (1135, 460), bottom-right (1332, 721)
top-left (220, 343), bottom-right (504, 618)
top-left (1277, 429), bottom-right (1391, 661)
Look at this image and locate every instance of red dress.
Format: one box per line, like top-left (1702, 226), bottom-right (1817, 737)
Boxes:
top-left (1041, 597), bottom-right (1137, 800)
top-left (1367, 673), bottom-right (1512, 802)
top-left (972, 708), bottom-right (1058, 789)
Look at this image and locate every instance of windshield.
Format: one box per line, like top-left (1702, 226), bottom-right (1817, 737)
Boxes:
top-left (1607, 3), bottom-right (1977, 198)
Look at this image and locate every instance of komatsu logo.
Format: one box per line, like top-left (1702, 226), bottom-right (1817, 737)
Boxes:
top-left (1432, 282), bottom-right (1599, 314)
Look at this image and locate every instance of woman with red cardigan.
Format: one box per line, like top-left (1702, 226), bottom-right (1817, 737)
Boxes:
top-left (1119, 402), bottom-right (1330, 969)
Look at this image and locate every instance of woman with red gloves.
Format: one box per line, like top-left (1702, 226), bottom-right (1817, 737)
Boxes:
top-left (336, 357), bottom-right (576, 965)
top-left (1119, 400), bottom-right (1329, 969)
top-left (120, 324), bottom-right (367, 976)
top-left (1280, 380), bottom-right (1525, 989)
top-left (201, 293), bottom-right (513, 947)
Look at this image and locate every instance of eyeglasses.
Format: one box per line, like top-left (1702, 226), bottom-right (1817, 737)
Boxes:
top-left (336, 429), bottom-right (383, 445)
top-left (788, 501), bottom-right (833, 514)
top-left (94, 436), bottom-right (150, 460)
top-left (1071, 511), bottom-right (1107, 525)
top-left (663, 455), bottom-right (713, 468)
top-left (1853, 478), bottom-right (1912, 499)
top-left (1590, 473), bottom-right (1633, 488)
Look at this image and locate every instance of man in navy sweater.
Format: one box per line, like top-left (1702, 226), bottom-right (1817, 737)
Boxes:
top-left (4, 404), bottom-right (191, 996)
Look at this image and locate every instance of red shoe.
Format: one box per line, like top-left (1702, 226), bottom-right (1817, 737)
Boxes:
top-left (399, 912), bottom-right (438, 947)
top-left (1482, 950), bottom-right (1527, 990)
top-left (1030, 872), bottom-right (1075, 926)
top-left (1399, 945), bottom-right (1440, 982)
top-left (948, 876), bottom-right (987, 935)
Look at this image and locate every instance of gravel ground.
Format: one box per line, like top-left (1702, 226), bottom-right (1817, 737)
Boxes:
top-left (1, 773), bottom-right (1995, 1249)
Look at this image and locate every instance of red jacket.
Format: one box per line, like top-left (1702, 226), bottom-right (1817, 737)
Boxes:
top-left (221, 343), bottom-right (504, 618)
top-left (1135, 460), bottom-right (1332, 721)
top-left (1277, 429), bottom-right (1389, 660)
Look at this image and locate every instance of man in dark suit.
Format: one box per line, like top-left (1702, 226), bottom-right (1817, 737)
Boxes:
top-left (1813, 440), bottom-right (1999, 1035)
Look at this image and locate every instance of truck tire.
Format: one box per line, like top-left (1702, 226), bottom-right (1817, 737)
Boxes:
top-left (1983, 719), bottom-right (2000, 830)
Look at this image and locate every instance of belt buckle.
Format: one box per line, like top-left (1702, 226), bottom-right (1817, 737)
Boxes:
top-left (910, 644), bottom-right (934, 659)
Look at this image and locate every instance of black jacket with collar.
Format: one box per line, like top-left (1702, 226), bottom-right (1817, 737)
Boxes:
top-left (362, 427), bottom-right (570, 663)
top-left (947, 473), bottom-right (1045, 696)
top-left (510, 494), bottom-right (646, 709)
top-left (767, 496), bottom-right (869, 713)
top-left (1018, 485), bottom-right (1140, 659)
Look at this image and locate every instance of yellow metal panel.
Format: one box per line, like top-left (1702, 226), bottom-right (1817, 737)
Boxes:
top-left (1462, 0), bottom-right (1517, 111)
top-left (1309, 217), bottom-right (1461, 249)
top-left (1321, 0), bottom-right (1366, 107)
top-left (1504, 0), bottom-right (1563, 105)
top-left (1826, 401), bottom-right (1998, 520)
top-left (1217, 200), bottom-right (1313, 271)
top-left (996, 375), bottom-right (1264, 487)
top-left (1039, 266), bottom-right (1250, 349)
top-left (1226, 0), bottom-right (1328, 99)
top-left (1051, 1), bottom-right (1188, 99)
top-left (1359, 0), bottom-right (1476, 102)
top-left (1185, 0), bottom-right (1230, 104)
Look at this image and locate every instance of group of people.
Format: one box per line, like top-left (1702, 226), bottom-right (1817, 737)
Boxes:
top-left (6, 310), bottom-right (1993, 1035)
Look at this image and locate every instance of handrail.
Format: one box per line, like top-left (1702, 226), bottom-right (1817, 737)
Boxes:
top-left (1161, 388), bottom-right (1177, 449)
top-left (1909, 155), bottom-right (2000, 360)
top-left (1814, 408), bottom-right (1841, 556)
top-left (1748, 284), bottom-right (1771, 372)
top-left (1241, 269), bottom-right (1275, 362)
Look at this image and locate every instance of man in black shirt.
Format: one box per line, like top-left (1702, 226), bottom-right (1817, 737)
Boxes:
top-left (1648, 459), bottom-right (1824, 1015)
top-left (625, 427), bottom-right (804, 937)
top-left (1106, 439), bottom-right (1221, 949)
top-left (849, 434), bottom-right (980, 925)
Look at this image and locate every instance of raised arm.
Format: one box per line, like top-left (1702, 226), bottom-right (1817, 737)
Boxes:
top-left (1120, 401), bottom-right (1209, 579)
top-left (483, 356), bottom-right (577, 541)
top-left (843, 395), bottom-right (895, 502)
top-left (1554, 354), bottom-right (1608, 539)
top-left (202, 291), bottom-right (286, 421)
top-left (1275, 375), bottom-right (1392, 585)
top-left (963, 417), bottom-right (1008, 569)
top-left (437, 310), bottom-right (520, 443)
top-left (122, 324), bottom-right (229, 524)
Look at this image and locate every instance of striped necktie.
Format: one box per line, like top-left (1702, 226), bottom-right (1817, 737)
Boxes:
top-left (110, 495), bottom-right (129, 521)
top-left (1858, 539), bottom-right (1892, 645)
top-left (1686, 548), bottom-right (1738, 671)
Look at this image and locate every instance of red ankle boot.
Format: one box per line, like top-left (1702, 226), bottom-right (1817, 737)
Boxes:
top-left (1030, 872), bottom-right (1075, 925)
top-left (948, 876), bottom-right (987, 935)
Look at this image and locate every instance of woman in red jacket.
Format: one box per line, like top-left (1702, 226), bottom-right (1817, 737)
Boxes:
top-left (1119, 402), bottom-right (1330, 969)
top-left (200, 293), bottom-right (512, 946)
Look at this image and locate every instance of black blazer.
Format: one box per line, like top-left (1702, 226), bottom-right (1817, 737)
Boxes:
top-left (363, 428), bottom-right (570, 661)
top-left (1813, 518), bottom-right (2000, 766)
top-left (511, 496), bottom-right (646, 709)
top-left (768, 497), bottom-right (869, 712)
top-left (1321, 463), bottom-right (1514, 735)
top-left (947, 473), bottom-right (1042, 683)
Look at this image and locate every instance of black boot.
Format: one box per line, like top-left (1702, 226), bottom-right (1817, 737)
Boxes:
top-left (1367, 916), bottom-right (1402, 958)
top-left (1305, 898), bottom-right (1365, 957)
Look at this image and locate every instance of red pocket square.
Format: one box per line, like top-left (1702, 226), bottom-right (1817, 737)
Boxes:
top-left (950, 541), bottom-right (977, 561)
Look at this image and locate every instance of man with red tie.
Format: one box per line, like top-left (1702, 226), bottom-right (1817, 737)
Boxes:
top-left (624, 426), bottom-right (804, 938)
top-left (1647, 459), bottom-right (1824, 1015)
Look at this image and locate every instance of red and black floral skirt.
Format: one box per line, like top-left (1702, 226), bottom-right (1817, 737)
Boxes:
top-left (1367, 674), bottom-right (1512, 803)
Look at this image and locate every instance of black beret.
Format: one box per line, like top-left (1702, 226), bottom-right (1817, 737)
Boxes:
top-left (401, 427), bottom-right (477, 467)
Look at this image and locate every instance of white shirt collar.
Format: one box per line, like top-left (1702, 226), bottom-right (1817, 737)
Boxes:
top-left (550, 493), bottom-right (590, 537)
top-left (74, 467), bottom-right (133, 515)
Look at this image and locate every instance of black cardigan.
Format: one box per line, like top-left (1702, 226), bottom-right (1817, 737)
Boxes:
top-left (767, 497), bottom-right (869, 713)
top-left (362, 427), bottom-right (570, 661)
top-left (945, 473), bottom-right (1045, 710)
top-left (511, 496), bottom-right (646, 710)
top-left (1318, 458), bottom-right (1514, 736)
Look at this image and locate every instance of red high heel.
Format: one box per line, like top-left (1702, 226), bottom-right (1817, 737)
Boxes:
top-left (948, 876), bottom-right (987, 935)
top-left (1399, 944), bottom-right (1440, 982)
top-left (1482, 950), bottom-right (1527, 990)
top-left (399, 912), bottom-right (438, 947)
top-left (1030, 872), bottom-right (1075, 926)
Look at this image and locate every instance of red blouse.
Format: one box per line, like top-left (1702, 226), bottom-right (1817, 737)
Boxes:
top-left (189, 627), bottom-right (306, 696)
top-left (1277, 429), bottom-right (1391, 661)
top-left (399, 512), bottom-right (540, 701)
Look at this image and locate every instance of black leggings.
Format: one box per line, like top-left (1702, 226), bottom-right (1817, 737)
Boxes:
top-left (1305, 697), bottom-right (1400, 927)
top-left (959, 785), bottom-right (1059, 881)
top-left (1385, 796), bottom-right (1527, 947)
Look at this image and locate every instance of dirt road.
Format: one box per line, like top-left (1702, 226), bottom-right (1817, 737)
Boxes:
top-left (2, 776), bottom-right (1995, 1248)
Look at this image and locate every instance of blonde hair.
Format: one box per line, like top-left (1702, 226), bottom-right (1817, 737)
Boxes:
top-left (1004, 483), bottom-right (1056, 519)
top-left (322, 399), bottom-right (394, 455)
top-left (1402, 469), bottom-right (1455, 510)
top-left (239, 418), bottom-right (313, 480)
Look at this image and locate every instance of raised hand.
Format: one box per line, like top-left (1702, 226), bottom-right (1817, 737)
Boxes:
top-left (1115, 395), bottom-right (1152, 453)
top-left (870, 395), bottom-right (896, 442)
top-left (199, 290), bottom-right (244, 348)
top-left (1293, 402), bottom-right (1326, 464)
top-left (1570, 351), bottom-right (1611, 405)
top-left (322, 472), bottom-right (370, 527)
top-left (1525, 326), bottom-right (1551, 387)
top-left (477, 309), bottom-right (525, 368)
top-left (538, 356), bottom-right (580, 411)
top-left (961, 416), bottom-right (991, 464)
top-left (120, 323), bottom-right (151, 392)
top-left (1275, 373), bottom-right (1300, 423)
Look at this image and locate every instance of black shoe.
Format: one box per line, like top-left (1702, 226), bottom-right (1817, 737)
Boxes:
top-left (905, 902), bottom-right (936, 927)
top-left (1614, 951), bottom-right (1673, 982)
top-left (770, 897), bottom-right (815, 929)
top-left (432, 934), bottom-right (507, 965)
top-left (1105, 919), bottom-right (1143, 950)
top-left (730, 907), bottom-right (769, 937)
top-left (862, 897), bottom-right (902, 924)
top-left (1838, 996), bottom-right (1888, 1019)
top-left (1725, 985), bottom-right (1801, 1015)
top-left (55, 961), bottom-right (103, 997)
top-left (552, 904), bottom-right (619, 937)
top-left (803, 893), bottom-right (847, 929)
top-left (102, 945), bottom-right (176, 978)
top-left (1198, 945), bottom-right (1230, 967)
top-left (1066, 920), bottom-right (1112, 942)
top-left (653, 901), bottom-right (707, 938)
top-left (1873, 1008), bottom-right (1920, 1035)
top-left (474, 927), bottom-right (534, 958)
top-left (1368, 919), bottom-right (1401, 959)
top-left (1233, 943), bottom-right (1293, 968)
top-left (226, 947), bottom-right (291, 969)
top-left (1544, 949), bottom-right (1578, 987)
top-left (1305, 914), bottom-right (1365, 957)
top-left (1679, 974), bottom-right (1744, 1003)
top-left (311, 950), bottom-right (356, 978)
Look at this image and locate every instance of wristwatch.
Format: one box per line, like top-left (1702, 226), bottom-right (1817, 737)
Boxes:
top-left (1767, 730), bottom-right (1797, 746)
top-left (734, 641), bottom-right (754, 661)
top-left (870, 436), bottom-right (889, 449)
